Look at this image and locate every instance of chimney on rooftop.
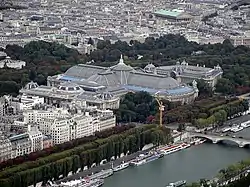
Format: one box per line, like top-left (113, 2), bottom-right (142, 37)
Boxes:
top-left (28, 124), bottom-right (31, 132)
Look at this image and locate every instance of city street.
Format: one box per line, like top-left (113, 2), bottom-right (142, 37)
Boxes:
top-left (224, 115), bottom-right (250, 127)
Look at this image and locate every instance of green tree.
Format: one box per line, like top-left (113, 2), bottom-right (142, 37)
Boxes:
top-left (196, 79), bottom-right (213, 97)
top-left (216, 78), bottom-right (235, 94)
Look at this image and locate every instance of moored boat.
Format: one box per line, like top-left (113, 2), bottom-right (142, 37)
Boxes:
top-left (180, 143), bottom-right (191, 149)
top-left (48, 178), bottom-right (104, 187)
top-left (130, 152), bottom-right (163, 166)
top-left (165, 180), bottom-right (186, 187)
top-left (158, 143), bottom-right (189, 155)
top-left (89, 169), bottom-right (113, 180)
top-left (113, 162), bottom-right (130, 172)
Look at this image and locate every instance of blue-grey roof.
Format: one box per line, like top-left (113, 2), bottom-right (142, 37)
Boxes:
top-left (59, 75), bottom-right (83, 82)
top-left (166, 86), bottom-right (194, 95)
top-left (65, 64), bottom-right (107, 79)
top-left (128, 72), bottom-right (180, 90)
top-left (9, 133), bottom-right (29, 142)
top-left (122, 85), bottom-right (194, 95)
top-left (53, 58), bottom-right (197, 97)
top-left (87, 71), bottom-right (120, 86)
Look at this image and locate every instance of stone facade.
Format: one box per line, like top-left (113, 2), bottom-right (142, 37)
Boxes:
top-left (46, 55), bottom-right (198, 104)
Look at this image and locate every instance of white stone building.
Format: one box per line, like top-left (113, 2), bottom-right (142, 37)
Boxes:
top-left (20, 95), bottom-right (45, 110)
top-left (9, 125), bottom-right (43, 158)
top-left (0, 56), bottom-right (26, 69)
top-left (41, 112), bottom-right (93, 144)
top-left (23, 106), bottom-right (116, 145)
top-left (45, 55), bottom-right (199, 104)
top-left (9, 133), bottom-right (32, 158)
top-left (94, 110), bottom-right (116, 131)
top-left (27, 125), bottom-right (43, 152)
top-left (20, 81), bottom-right (120, 110)
top-left (144, 60), bottom-right (223, 89)
top-left (23, 107), bottom-right (70, 125)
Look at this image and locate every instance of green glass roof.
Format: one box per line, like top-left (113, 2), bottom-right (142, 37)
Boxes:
top-left (154, 9), bottom-right (181, 17)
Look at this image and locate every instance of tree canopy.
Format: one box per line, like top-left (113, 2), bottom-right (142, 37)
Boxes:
top-left (2, 35), bottom-right (250, 96)
top-left (0, 124), bottom-right (171, 187)
top-left (0, 41), bottom-right (86, 96)
top-left (115, 92), bottom-right (249, 128)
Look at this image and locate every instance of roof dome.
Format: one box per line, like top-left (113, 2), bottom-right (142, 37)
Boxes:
top-left (110, 55), bottom-right (134, 71)
top-left (144, 63), bottom-right (156, 73)
top-left (24, 81), bottom-right (39, 89)
top-left (145, 63), bottom-right (155, 69)
top-left (57, 82), bottom-right (83, 93)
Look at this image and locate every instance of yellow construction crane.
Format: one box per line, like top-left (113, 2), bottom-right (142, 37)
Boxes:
top-left (154, 94), bottom-right (165, 127)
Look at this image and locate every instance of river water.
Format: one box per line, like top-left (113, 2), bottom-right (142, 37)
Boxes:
top-left (103, 128), bottom-right (250, 187)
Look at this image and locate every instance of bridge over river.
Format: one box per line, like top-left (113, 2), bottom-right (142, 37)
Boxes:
top-left (188, 132), bottom-right (250, 148)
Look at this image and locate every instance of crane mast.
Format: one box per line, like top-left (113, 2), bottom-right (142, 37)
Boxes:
top-left (155, 96), bottom-right (165, 127)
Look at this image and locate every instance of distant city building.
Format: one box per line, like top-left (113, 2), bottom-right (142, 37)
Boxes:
top-left (185, 34), bottom-right (225, 44)
top-left (154, 9), bottom-right (193, 23)
top-left (230, 32), bottom-right (250, 47)
top-left (36, 27), bottom-right (61, 35)
top-left (0, 131), bottom-right (12, 162)
top-left (0, 51), bottom-right (7, 59)
top-left (0, 56), bottom-right (26, 69)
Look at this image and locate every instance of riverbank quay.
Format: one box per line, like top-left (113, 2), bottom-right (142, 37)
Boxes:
top-left (217, 167), bottom-right (250, 186)
top-left (187, 166), bottom-right (250, 187)
top-left (56, 147), bottom-right (154, 184)
top-left (225, 170), bottom-right (250, 187)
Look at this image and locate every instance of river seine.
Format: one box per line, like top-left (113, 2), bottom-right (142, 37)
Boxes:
top-left (103, 128), bottom-right (250, 187)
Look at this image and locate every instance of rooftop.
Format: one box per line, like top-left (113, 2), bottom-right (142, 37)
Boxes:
top-left (122, 85), bottom-right (194, 96)
top-left (154, 9), bottom-right (182, 18)
top-left (9, 133), bottom-right (29, 142)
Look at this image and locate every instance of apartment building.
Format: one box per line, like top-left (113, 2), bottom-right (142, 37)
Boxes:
top-left (23, 106), bottom-right (116, 145)
top-left (95, 110), bottom-right (116, 131)
top-left (42, 113), bottom-right (93, 144)
top-left (9, 125), bottom-right (43, 158)
top-left (20, 95), bottom-right (44, 110)
top-left (27, 125), bottom-right (43, 152)
top-left (9, 133), bottom-right (32, 158)
top-left (0, 131), bottom-right (12, 162)
top-left (23, 107), bottom-right (68, 124)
